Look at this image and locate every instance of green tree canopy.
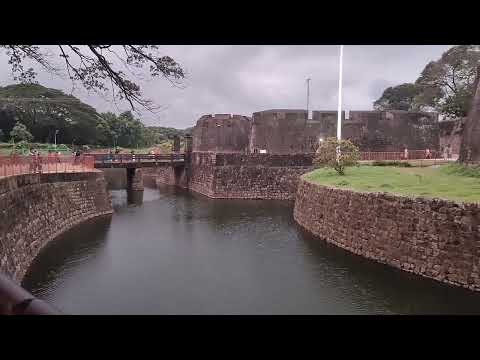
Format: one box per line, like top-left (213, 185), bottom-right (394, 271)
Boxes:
top-left (10, 122), bottom-right (33, 142)
top-left (0, 83), bottom-right (101, 145)
top-left (373, 83), bottom-right (421, 111)
top-left (374, 45), bottom-right (480, 118)
top-left (0, 83), bottom-right (193, 149)
top-left (415, 45), bottom-right (480, 117)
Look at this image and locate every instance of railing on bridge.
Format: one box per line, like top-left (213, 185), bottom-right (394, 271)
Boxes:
top-left (358, 150), bottom-right (442, 161)
top-left (0, 272), bottom-right (60, 315)
top-left (91, 153), bottom-right (185, 165)
top-left (0, 155), bottom-right (95, 178)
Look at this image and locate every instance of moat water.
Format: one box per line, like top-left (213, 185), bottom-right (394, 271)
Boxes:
top-left (22, 184), bottom-right (480, 314)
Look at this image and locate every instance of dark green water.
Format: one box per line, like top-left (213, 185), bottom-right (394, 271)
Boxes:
top-left (22, 185), bottom-right (480, 314)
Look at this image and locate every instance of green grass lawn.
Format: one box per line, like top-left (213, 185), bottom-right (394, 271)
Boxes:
top-left (303, 164), bottom-right (480, 203)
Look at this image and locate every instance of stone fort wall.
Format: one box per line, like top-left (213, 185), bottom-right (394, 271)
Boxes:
top-left (343, 111), bottom-right (439, 152)
top-left (294, 178), bottom-right (480, 291)
top-left (192, 114), bottom-right (252, 153)
top-left (0, 172), bottom-right (112, 283)
top-left (192, 109), bottom-right (441, 154)
top-left (144, 152), bottom-right (314, 200)
top-left (439, 118), bottom-right (466, 156)
top-left (250, 110), bottom-right (342, 154)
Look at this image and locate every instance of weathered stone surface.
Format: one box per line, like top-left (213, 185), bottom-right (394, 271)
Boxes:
top-left (192, 114), bottom-right (252, 153)
top-left (127, 168), bottom-right (144, 191)
top-left (293, 179), bottom-right (480, 291)
top-left (250, 110), bottom-right (332, 154)
top-left (144, 152), bottom-right (314, 200)
top-left (0, 172), bottom-right (113, 283)
top-left (344, 111), bottom-right (439, 152)
top-left (191, 109), bottom-right (440, 155)
top-left (439, 118), bottom-right (466, 156)
top-left (459, 65), bottom-right (480, 163)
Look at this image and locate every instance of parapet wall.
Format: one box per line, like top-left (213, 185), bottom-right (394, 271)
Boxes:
top-left (0, 172), bottom-right (112, 283)
top-left (294, 178), bottom-right (480, 291)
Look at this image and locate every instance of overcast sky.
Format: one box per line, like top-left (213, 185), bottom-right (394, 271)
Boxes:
top-left (0, 45), bottom-right (451, 129)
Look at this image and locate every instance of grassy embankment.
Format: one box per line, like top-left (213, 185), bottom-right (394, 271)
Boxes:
top-left (303, 164), bottom-right (480, 203)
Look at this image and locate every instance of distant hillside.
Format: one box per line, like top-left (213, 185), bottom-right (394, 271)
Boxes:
top-left (0, 83), bottom-right (191, 147)
top-left (0, 83), bottom-right (78, 99)
top-left (0, 83), bottom-right (101, 145)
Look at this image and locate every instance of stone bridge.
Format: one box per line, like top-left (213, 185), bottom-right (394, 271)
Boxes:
top-left (92, 153), bottom-right (186, 192)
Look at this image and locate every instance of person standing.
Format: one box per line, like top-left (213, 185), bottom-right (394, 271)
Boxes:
top-left (404, 147), bottom-right (409, 160)
top-left (29, 148), bottom-right (35, 173)
top-left (425, 148), bottom-right (431, 159)
top-left (447, 144), bottom-right (452, 160)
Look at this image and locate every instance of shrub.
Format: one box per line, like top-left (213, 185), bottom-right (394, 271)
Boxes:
top-left (314, 137), bottom-right (359, 175)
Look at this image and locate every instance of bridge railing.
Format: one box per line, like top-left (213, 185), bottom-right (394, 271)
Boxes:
top-left (91, 153), bottom-right (185, 164)
top-left (0, 272), bottom-right (60, 315)
top-left (0, 154), bottom-right (95, 178)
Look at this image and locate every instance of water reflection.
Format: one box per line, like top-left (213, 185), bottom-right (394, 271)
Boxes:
top-left (22, 216), bottom-right (112, 300)
top-left (22, 183), bottom-right (480, 314)
top-left (297, 226), bottom-right (480, 314)
top-left (127, 190), bottom-right (144, 206)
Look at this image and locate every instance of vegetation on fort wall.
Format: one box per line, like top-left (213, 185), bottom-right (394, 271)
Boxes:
top-left (303, 164), bottom-right (480, 203)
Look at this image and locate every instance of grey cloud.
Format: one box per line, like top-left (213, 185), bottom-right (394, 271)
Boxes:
top-left (0, 45), bottom-right (451, 128)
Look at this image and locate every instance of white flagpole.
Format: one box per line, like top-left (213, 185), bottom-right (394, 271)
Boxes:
top-left (306, 78), bottom-right (311, 117)
top-left (337, 45), bottom-right (344, 141)
top-left (336, 45), bottom-right (344, 162)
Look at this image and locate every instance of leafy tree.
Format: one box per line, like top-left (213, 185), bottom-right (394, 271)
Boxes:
top-left (314, 137), bottom-right (359, 175)
top-left (374, 45), bottom-right (480, 118)
top-left (0, 45), bottom-right (185, 113)
top-left (414, 45), bottom-right (480, 117)
top-left (0, 83), bottom-right (101, 144)
top-left (374, 83), bottom-right (421, 111)
top-left (96, 111), bottom-right (152, 148)
top-left (10, 122), bottom-right (33, 142)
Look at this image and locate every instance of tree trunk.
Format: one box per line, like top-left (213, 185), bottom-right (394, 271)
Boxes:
top-left (459, 65), bottom-right (480, 163)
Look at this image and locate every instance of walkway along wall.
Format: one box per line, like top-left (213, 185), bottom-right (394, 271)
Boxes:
top-left (0, 172), bottom-right (113, 283)
top-left (143, 152), bottom-right (314, 200)
top-left (293, 178), bottom-right (480, 291)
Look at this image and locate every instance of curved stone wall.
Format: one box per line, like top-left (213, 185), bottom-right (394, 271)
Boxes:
top-left (293, 178), bottom-right (480, 291)
top-left (0, 172), bottom-right (113, 283)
